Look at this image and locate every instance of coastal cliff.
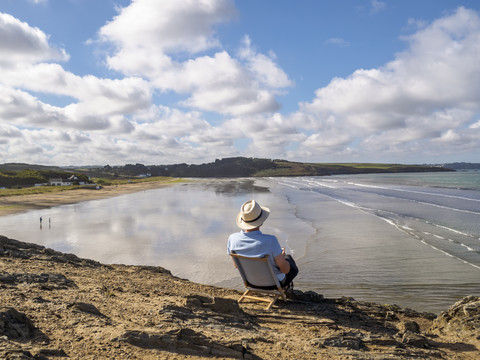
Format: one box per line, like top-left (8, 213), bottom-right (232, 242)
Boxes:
top-left (1, 235), bottom-right (479, 359)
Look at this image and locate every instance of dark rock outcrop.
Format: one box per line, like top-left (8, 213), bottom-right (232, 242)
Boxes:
top-left (0, 307), bottom-right (37, 340)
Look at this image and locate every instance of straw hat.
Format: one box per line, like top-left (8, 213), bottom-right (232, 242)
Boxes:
top-left (236, 200), bottom-right (270, 230)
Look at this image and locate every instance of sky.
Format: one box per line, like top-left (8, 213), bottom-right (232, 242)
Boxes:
top-left (1, 0), bottom-right (480, 166)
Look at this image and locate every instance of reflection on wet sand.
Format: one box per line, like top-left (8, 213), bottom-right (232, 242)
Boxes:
top-left (183, 178), bottom-right (270, 195)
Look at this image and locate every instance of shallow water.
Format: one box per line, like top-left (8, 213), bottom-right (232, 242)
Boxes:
top-left (1, 174), bottom-right (479, 314)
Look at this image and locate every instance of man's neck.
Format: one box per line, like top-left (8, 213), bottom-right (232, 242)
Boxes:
top-left (244, 227), bottom-right (260, 233)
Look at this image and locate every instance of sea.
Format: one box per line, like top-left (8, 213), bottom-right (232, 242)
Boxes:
top-left (1, 171), bottom-right (479, 314)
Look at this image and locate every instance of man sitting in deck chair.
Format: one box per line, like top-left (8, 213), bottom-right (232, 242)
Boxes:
top-left (228, 200), bottom-right (299, 296)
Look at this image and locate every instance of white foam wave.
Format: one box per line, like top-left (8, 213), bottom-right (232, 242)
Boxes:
top-left (461, 244), bottom-right (476, 252)
top-left (435, 224), bottom-right (471, 237)
top-left (282, 178), bottom-right (480, 215)
top-left (352, 182), bottom-right (480, 203)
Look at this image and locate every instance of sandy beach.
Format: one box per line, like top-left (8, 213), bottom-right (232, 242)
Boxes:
top-left (0, 178), bottom-right (182, 217)
top-left (1, 178), bottom-right (480, 358)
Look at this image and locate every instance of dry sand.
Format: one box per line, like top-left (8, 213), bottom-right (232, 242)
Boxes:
top-left (0, 179), bottom-right (182, 217)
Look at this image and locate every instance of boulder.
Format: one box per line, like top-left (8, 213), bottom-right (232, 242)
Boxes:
top-left (0, 307), bottom-right (36, 339)
top-left (67, 302), bottom-right (106, 317)
top-left (431, 296), bottom-right (480, 338)
top-left (399, 320), bottom-right (420, 333)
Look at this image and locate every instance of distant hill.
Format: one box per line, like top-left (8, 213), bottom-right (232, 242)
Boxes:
top-left (70, 157), bottom-right (454, 178)
top-left (0, 164), bottom-right (89, 188)
top-left (0, 158), bottom-right (455, 186)
top-left (0, 163), bottom-right (65, 172)
top-left (439, 163), bottom-right (480, 170)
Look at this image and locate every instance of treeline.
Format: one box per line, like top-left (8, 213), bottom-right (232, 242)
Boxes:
top-left (0, 169), bottom-right (89, 188)
top-left (104, 157), bottom-right (277, 178)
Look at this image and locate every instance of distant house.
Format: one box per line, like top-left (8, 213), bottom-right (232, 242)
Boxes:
top-left (49, 178), bottom-right (63, 186)
top-left (68, 175), bottom-right (85, 185)
top-left (49, 178), bottom-right (73, 186)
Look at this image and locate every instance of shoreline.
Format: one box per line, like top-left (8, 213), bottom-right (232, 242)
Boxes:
top-left (0, 178), bottom-right (183, 217)
top-left (1, 235), bottom-right (479, 359)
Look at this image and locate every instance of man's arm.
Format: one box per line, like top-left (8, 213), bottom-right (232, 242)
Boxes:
top-left (274, 252), bottom-right (291, 274)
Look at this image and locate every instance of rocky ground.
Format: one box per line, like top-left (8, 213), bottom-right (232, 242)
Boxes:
top-left (1, 235), bottom-right (479, 359)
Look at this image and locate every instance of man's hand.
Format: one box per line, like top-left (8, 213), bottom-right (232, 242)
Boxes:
top-left (274, 252), bottom-right (290, 274)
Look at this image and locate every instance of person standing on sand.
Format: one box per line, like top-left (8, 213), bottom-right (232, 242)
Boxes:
top-left (227, 200), bottom-right (298, 288)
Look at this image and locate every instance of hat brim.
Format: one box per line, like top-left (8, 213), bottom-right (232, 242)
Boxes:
top-left (236, 206), bottom-right (270, 230)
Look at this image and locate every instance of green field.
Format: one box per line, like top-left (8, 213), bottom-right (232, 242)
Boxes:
top-left (253, 161), bottom-right (446, 177)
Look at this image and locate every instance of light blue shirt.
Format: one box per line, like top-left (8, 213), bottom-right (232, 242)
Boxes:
top-left (227, 230), bottom-right (285, 282)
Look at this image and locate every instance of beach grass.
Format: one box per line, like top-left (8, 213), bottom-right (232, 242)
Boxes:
top-left (92, 176), bottom-right (183, 186)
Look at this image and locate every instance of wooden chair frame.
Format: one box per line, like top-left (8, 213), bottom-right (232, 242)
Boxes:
top-left (230, 252), bottom-right (287, 310)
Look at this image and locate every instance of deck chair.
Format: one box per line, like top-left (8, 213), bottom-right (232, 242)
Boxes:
top-left (230, 252), bottom-right (287, 310)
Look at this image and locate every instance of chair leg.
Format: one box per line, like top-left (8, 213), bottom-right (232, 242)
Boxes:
top-left (265, 296), bottom-right (279, 310)
top-left (238, 290), bottom-right (251, 303)
top-left (238, 291), bottom-right (282, 310)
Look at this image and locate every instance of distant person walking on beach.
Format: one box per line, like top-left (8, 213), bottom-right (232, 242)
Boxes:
top-left (227, 200), bottom-right (298, 288)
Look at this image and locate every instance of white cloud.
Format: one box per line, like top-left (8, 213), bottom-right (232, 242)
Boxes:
top-left (371, 0), bottom-right (386, 14)
top-left (98, 0), bottom-right (291, 116)
top-left (0, 12), bottom-right (152, 133)
top-left (100, 0), bottom-right (236, 56)
top-left (326, 38), bottom-right (351, 48)
top-left (238, 36), bottom-right (293, 89)
top-left (295, 7), bottom-right (480, 161)
top-left (2, 4), bottom-right (480, 165)
top-left (470, 120), bottom-right (480, 129)
top-left (0, 12), bottom-right (68, 66)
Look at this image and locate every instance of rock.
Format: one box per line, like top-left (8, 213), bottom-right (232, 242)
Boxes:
top-left (67, 302), bottom-right (106, 317)
top-left (400, 331), bottom-right (430, 348)
top-left (184, 294), bottom-right (213, 308)
top-left (399, 320), bottom-right (420, 333)
top-left (38, 348), bottom-right (68, 357)
top-left (210, 297), bottom-right (243, 314)
top-left (160, 305), bottom-right (196, 321)
top-left (286, 289), bottom-right (324, 303)
top-left (0, 273), bottom-right (16, 284)
top-left (0, 273), bottom-right (76, 289)
top-left (385, 311), bottom-right (399, 321)
top-left (0, 307), bottom-right (36, 339)
top-left (137, 265), bottom-right (172, 276)
top-left (431, 296), bottom-right (480, 338)
top-left (313, 334), bottom-right (364, 350)
top-left (113, 328), bottom-right (248, 358)
top-left (0, 350), bottom-right (37, 360)
top-left (0, 236), bottom-right (101, 268)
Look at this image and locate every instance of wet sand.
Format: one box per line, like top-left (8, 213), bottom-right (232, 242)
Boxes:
top-left (0, 178), bottom-right (182, 217)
